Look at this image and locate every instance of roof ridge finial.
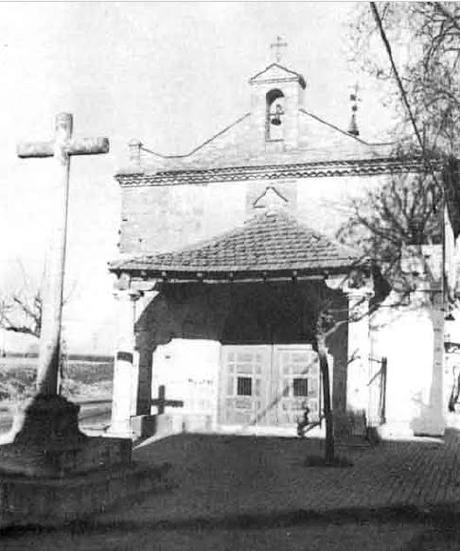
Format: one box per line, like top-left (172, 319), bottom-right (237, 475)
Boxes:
top-left (348, 83), bottom-right (361, 137)
top-left (270, 36), bottom-right (288, 63)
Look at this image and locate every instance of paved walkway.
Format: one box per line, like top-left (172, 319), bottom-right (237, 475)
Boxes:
top-left (107, 429), bottom-right (460, 521)
top-left (4, 430), bottom-right (460, 549)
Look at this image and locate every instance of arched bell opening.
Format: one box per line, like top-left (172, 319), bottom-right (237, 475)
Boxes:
top-left (266, 88), bottom-right (285, 141)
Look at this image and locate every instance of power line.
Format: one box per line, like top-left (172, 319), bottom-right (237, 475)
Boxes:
top-left (370, 2), bottom-right (425, 153)
top-left (369, 2), bottom-right (447, 308)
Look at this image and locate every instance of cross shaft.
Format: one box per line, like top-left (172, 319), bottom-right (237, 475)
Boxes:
top-left (17, 113), bottom-right (109, 396)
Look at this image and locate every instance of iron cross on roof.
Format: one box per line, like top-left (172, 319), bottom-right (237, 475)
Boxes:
top-left (270, 36), bottom-right (288, 63)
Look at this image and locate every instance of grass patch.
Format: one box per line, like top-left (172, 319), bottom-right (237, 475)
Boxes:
top-left (0, 359), bottom-right (113, 402)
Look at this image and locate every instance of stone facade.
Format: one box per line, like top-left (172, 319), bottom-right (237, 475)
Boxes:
top-left (110, 61), bottom-right (448, 439)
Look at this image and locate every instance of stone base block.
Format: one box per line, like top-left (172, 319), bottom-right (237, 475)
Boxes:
top-left (378, 419), bottom-right (446, 440)
top-left (411, 409), bottom-right (446, 437)
top-left (155, 413), bottom-right (175, 437)
top-left (156, 413), bottom-right (214, 438)
top-left (130, 415), bottom-right (157, 439)
top-left (0, 394), bottom-right (131, 477)
top-left (333, 410), bottom-right (367, 439)
top-left (130, 413), bottom-right (216, 441)
top-left (181, 413), bottom-right (214, 433)
top-left (0, 462), bottom-right (171, 529)
top-left (376, 422), bottom-right (414, 440)
top-left (0, 435), bottom-right (132, 478)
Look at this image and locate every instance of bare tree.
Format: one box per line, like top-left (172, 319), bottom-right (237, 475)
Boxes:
top-left (313, 305), bottom-right (339, 465)
top-left (0, 261), bottom-right (44, 339)
top-left (349, 2), bottom-right (460, 157)
top-left (0, 290), bottom-right (42, 339)
top-left (0, 260), bottom-right (77, 341)
top-left (337, 169), bottom-right (443, 297)
top-left (311, 272), bottom-right (374, 465)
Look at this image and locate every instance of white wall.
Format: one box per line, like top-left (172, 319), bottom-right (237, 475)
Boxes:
top-left (152, 338), bottom-right (221, 431)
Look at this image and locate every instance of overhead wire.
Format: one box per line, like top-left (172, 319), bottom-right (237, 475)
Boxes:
top-left (369, 1), bottom-right (448, 309)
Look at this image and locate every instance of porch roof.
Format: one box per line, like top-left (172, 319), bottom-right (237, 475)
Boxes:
top-left (109, 210), bottom-right (365, 282)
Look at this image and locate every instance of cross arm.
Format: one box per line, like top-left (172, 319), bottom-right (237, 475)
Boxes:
top-left (17, 141), bottom-right (54, 158)
top-left (68, 137), bottom-right (109, 156)
top-left (151, 399), bottom-right (184, 408)
top-left (166, 399), bottom-right (184, 408)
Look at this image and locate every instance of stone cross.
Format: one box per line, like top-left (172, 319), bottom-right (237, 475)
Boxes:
top-left (151, 385), bottom-right (184, 415)
top-left (270, 36), bottom-right (288, 63)
top-left (17, 113), bottom-right (109, 396)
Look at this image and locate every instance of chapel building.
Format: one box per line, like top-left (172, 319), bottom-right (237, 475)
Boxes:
top-left (108, 57), bottom-right (449, 440)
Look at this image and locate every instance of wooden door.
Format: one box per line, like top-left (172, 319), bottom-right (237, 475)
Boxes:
top-left (273, 345), bottom-right (323, 426)
top-left (219, 344), bottom-right (330, 428)
top-left (219, 345), bottom-right (271, 426)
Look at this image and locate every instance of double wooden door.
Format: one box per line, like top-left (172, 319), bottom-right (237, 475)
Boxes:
top-left (218, 344), bottom-right (325, 427)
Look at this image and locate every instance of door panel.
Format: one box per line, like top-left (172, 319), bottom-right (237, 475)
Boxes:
top-left (219, 344), bottom-right (330, 428)
top-left (219, 345), bottom-right (271, 426)
top-left (273, 345), bottom-right (322, 426)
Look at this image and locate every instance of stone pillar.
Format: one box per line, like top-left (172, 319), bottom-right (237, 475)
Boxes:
top-left (346, 289), bottom-right (372, 430)
top-left (367, 312), bottom-right (383, 427)
top-left (109, 288), bottom-right (142, 436)
top-left (425, 289), bottom-right (446, 435)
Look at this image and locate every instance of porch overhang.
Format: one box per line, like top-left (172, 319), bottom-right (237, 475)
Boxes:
top-left (110, 266), bottom-right (361, 285)
top-left (109, 210), bottom-right (369, 286)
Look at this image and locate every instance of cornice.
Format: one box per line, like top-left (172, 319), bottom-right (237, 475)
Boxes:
top-left (116, 156), bottom-right (439, 188)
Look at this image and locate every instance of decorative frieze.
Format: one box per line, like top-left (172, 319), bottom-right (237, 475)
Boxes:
top-left (116, 157), bottom-right (435, 188)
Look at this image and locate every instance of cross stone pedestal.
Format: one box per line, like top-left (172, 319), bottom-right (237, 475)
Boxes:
top-left (0, 395), bottom-right (131, 478)
top-left (0, 395), bottom-right (161, 529)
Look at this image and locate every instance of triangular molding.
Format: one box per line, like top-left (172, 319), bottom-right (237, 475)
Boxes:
top-left (253, 186), bottom-right (289, 210)
top-left (249, 63), bottom-right (306, 89)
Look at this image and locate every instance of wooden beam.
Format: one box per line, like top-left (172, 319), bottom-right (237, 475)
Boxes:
top-left (155, 274), bottom-right (326, 284)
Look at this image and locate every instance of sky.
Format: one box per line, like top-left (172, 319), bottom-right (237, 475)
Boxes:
top-left (0, 2), bottom-right (394, 354)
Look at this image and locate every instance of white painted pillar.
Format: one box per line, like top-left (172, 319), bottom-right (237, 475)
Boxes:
top-left (429, 290), bottom-right (446, 434)
top-left (109, 289), bottom-right (142, 436)
top-left (367, 312), bottom-right (383, 427)
top-left (346, 290), bottom-right (372, 417)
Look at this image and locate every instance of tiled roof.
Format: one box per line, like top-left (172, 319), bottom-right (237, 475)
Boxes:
top-left (110, 210), bottom-right (364, 279)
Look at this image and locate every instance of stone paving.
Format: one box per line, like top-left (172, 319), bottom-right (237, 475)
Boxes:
top-left (3, 428), bottom-right (460, 549)
top-left (100, 429), bottom-right (460, 523)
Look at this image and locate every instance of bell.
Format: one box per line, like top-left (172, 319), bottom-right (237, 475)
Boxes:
top-left (271, 114), bottom-right (282, 126)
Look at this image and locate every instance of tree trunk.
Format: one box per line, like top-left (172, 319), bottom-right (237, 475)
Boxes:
top-left (318, 337), bottom-right (334, 464)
